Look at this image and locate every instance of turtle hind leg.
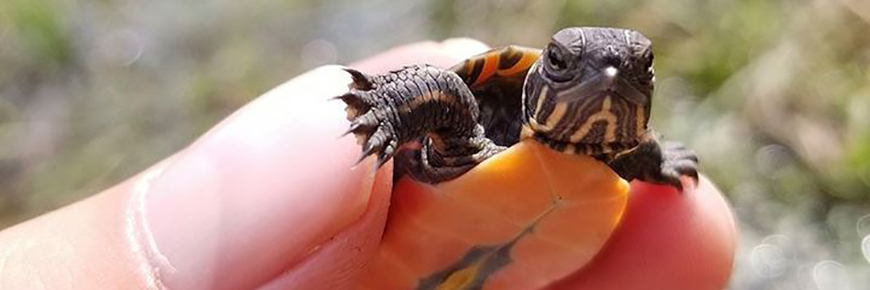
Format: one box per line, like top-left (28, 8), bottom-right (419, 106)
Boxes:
top-left (606, 133), bottom-right (699, 192)
top-left (405, 125), bottom-right (506, 182)
top-left (337, 65), bottom-right (505, 183)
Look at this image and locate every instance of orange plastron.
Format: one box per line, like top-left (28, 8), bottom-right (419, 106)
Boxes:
top-left (360, 140), bottom-right (629, 290)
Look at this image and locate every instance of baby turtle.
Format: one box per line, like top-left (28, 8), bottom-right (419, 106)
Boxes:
top-left (338, 27), bottom-right (698, 190)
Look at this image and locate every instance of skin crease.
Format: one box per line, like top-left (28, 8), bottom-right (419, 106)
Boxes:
top-left (0, 39), bottom-right (735, 290)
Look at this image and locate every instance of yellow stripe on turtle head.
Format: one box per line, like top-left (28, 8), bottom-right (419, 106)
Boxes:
top-left (568, 96), bottom-right (618, 143)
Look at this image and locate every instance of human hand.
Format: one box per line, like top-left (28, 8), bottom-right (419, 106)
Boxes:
top-left (0, 39), bottom-right (736, 290)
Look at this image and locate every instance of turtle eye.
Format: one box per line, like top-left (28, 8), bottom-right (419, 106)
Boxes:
top-left (546, 46), bottom-right (568, 71)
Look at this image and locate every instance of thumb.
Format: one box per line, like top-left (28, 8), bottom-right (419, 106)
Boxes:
top-left (0, 39), bottom-right (490, 290)
top-left (0, 65), bottom-right (389, 290)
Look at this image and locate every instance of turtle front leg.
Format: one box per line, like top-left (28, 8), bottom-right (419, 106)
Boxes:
top-left (337, 65), bottom-right (505, 183)
top-left (606, 133), bottom-right (699, 191)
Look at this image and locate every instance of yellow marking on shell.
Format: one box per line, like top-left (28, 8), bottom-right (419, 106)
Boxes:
top-left (436, 260), bottom-right (484, 290)
top-left (636, 106), bottom-right (646, 138)
top-left (473, 52), bottom-right (501, 86)
top-left (568, 96), bottom-right (618, 143)
top-left (497, 49), bottom-right (541, 76)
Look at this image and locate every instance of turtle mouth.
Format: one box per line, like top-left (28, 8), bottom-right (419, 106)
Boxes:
top-left (525, 129), bottom-right (639, 155)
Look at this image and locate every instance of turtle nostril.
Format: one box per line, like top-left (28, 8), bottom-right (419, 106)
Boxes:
top-left (604, 56), bottom-right (622, 68)
top-left (602, 46), bottom-right (622, 67)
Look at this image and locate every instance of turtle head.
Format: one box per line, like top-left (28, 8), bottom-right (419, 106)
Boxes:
top-left (522, 27), bottom-right (655, 154)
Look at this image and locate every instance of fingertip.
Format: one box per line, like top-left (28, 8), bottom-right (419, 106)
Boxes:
top-left (550, 176), bottom-right (736, 290)
top-left (135, 65), bottom-right (386, 290)
top-left (259, 160), bottom-right (393, 290)
top-left (350, 39), bottom-right (490, 72)
top-left (437, 38), bottom-right (491, 60)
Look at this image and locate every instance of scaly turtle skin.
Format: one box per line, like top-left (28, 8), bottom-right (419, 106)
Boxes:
top-left (337, 27), bottom-right (698, 190)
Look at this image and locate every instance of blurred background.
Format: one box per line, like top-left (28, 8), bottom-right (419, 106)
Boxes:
top-left (1, 0), bottom-right (868, 288)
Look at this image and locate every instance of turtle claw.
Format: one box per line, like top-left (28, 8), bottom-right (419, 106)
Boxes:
top-left (659, 141), bottom-right (700, 192)
top-left (344, 68), bottom-right (374, 90)
top-left (339, 69), bottom-right (400, 168)
top-left (343, 111), bottom-right (379, 138)
top-left (663, 142), bottom-right (699, 178)
top-left (377, 144), bottom-right (397, 167)
top-left (607, 138), bottom-right (700, 193)
top-left (355, 127), bottom-right (398, 167)
top-left (657, 167), bottom-right (687, 192)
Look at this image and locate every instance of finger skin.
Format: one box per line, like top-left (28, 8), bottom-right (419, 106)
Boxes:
top-left (0, 67), bottom-right (389, 290)
top-left (0, 171), bottom-right (157, 289)
top-left (350, 38), bottom-right (490, 73)
top-left (0, 39), bottom-right (491, 290)
top-left (549, 177), bottom-right (737, 290)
